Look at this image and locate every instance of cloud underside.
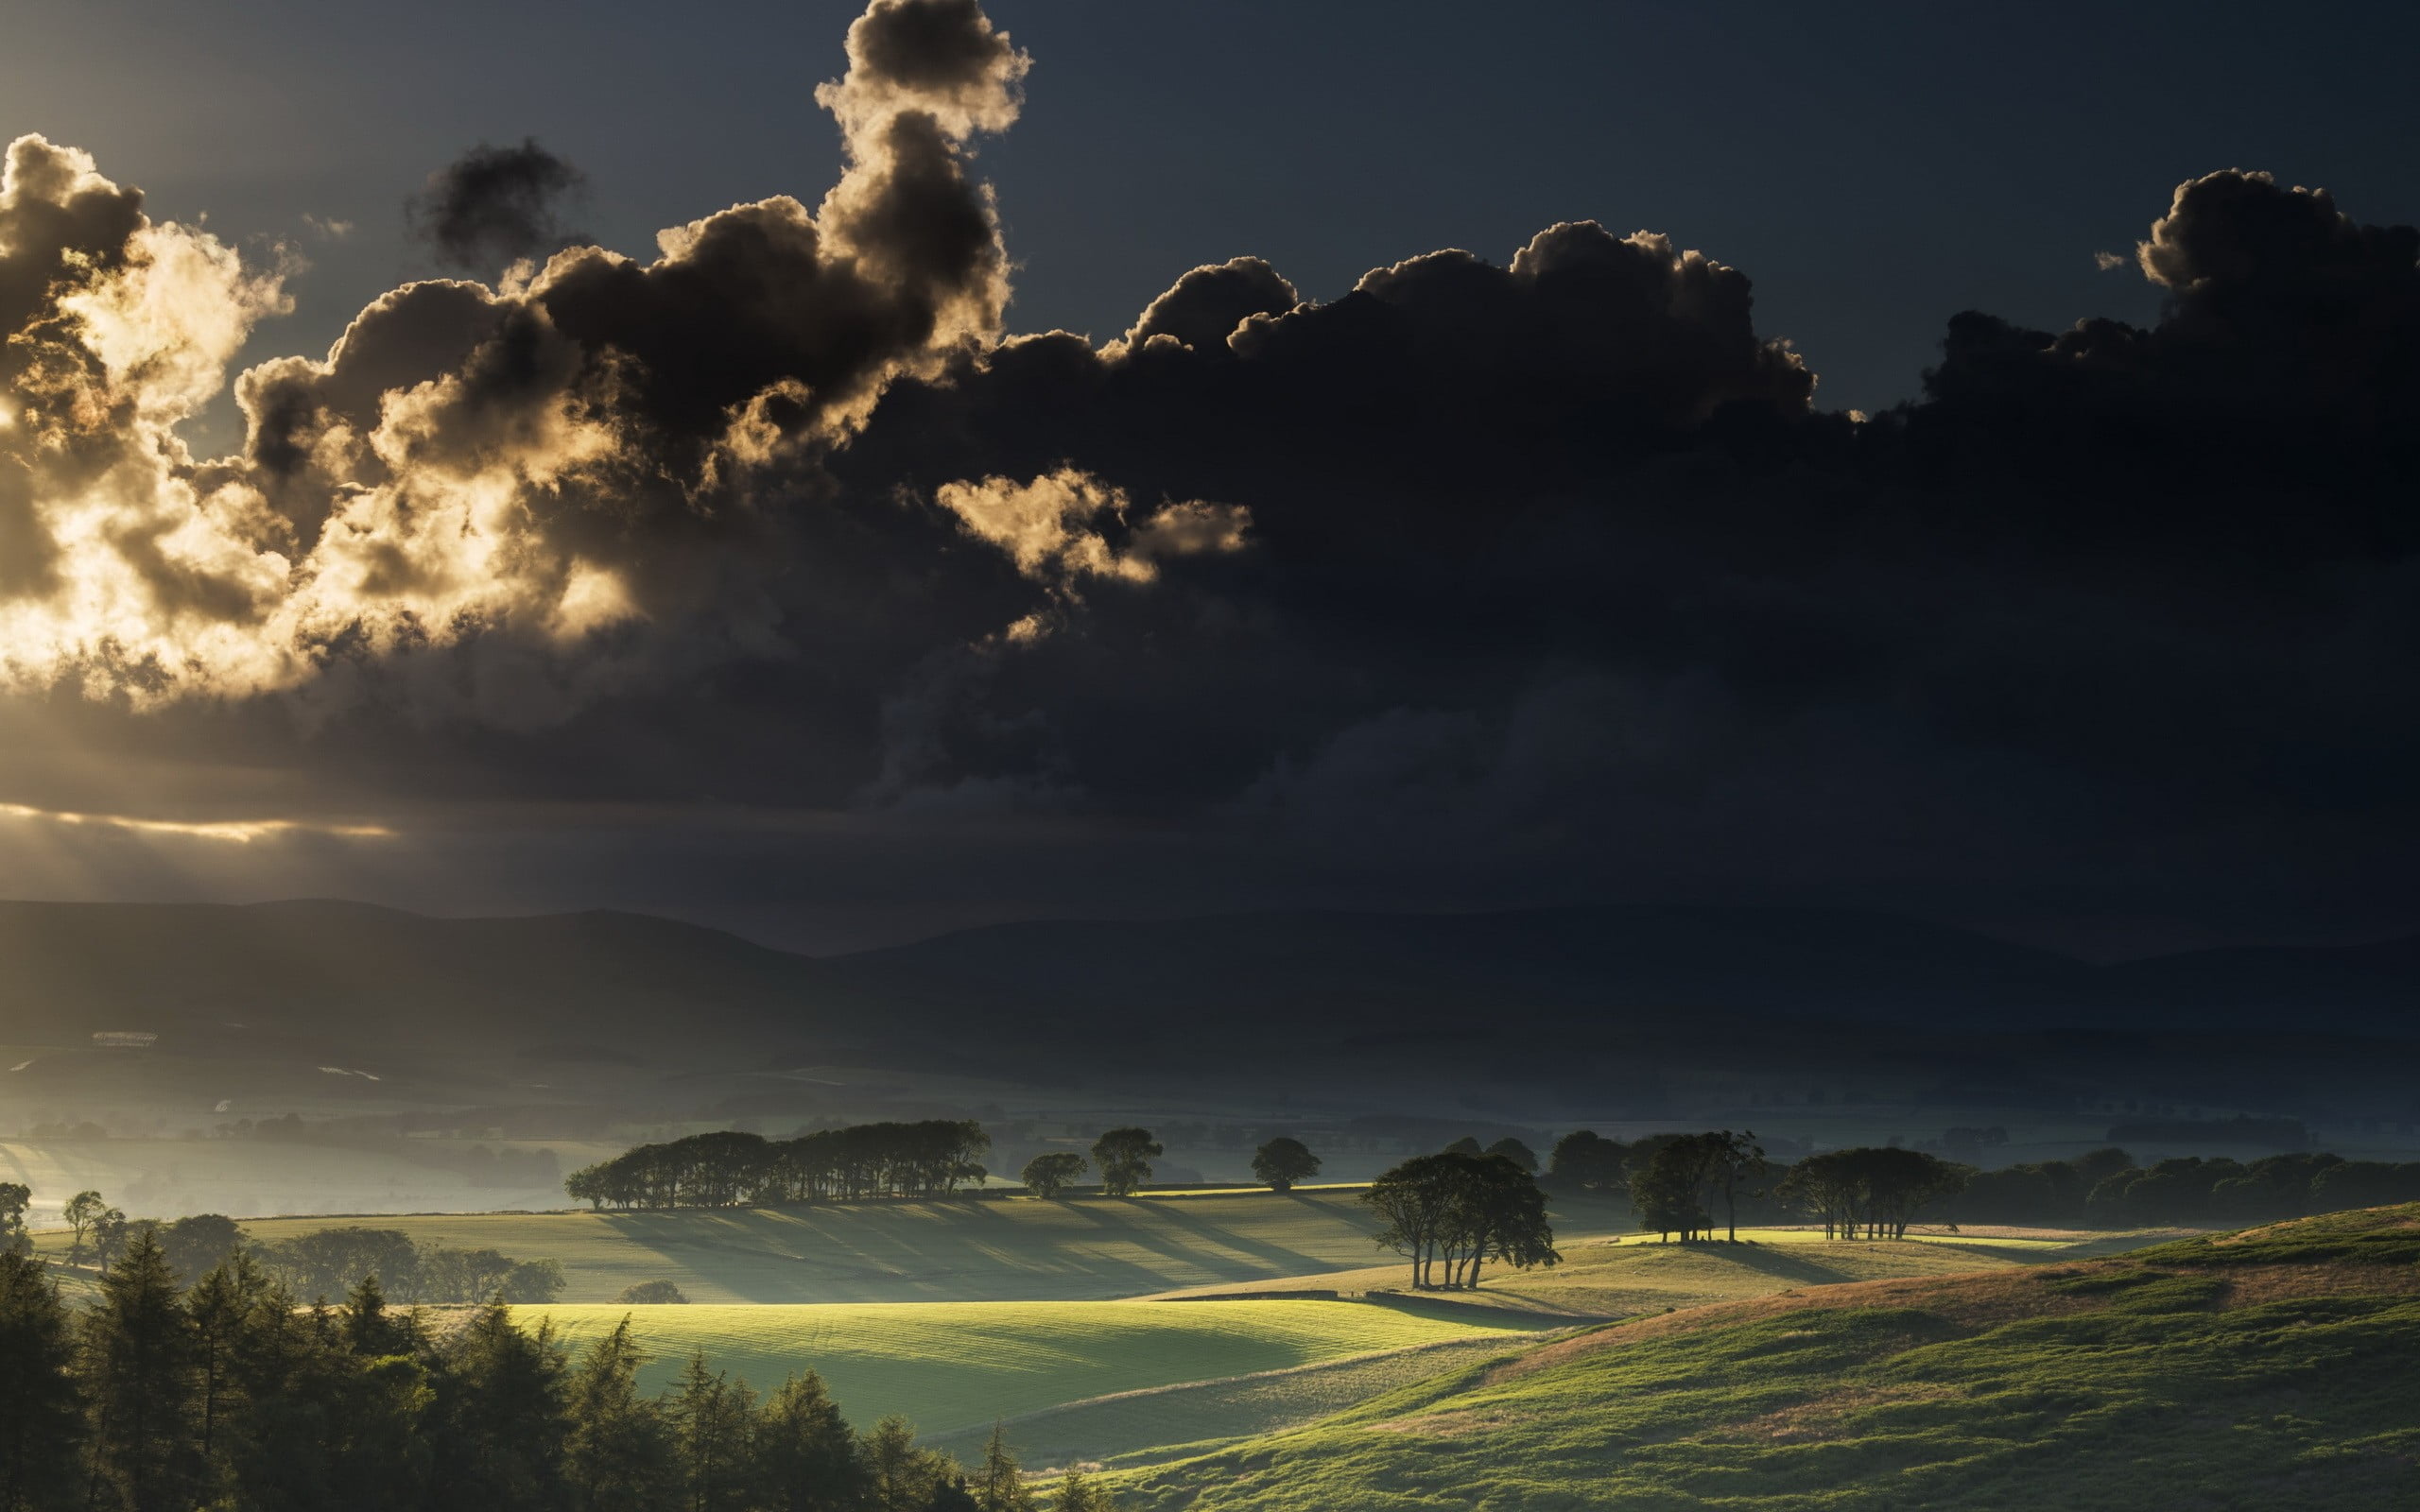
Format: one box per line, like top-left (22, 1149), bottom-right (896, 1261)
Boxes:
top-left (4, 0), bottom-right (2420, 940)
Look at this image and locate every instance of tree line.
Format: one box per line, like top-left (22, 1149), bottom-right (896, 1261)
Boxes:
top-left (39, 1193), bottom-right (567, 1303)
top-left (0, 1229), bottom-right (1106, 1512)
top-left (1547, 1128), bottom-right (2420, 1237)
top-left (565, 1123), bottom-right (994, 1211)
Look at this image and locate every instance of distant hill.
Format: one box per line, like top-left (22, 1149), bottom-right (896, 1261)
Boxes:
top-left (0, 899), bottom-right (2411, 1085)
top-left (0, 899), bottom-right (855, 1056)
top-left (822, 905), bottom-right (2420, 1039)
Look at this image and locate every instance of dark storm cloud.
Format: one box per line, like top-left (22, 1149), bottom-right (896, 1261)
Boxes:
top-left (5, 0), bottom-right (2419, 949)
top-left (406, 139), bottom-right (588, 273)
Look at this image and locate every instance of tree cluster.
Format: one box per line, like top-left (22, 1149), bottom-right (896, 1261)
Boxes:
top-left (0, 1231), bottom-right (1096, 1512)
top-left (1361, 1153), bottom-right (1559, 1289)
top-left (1627, 1132), bottom-right (1769, 1243)
top-left (47, 1194), bottom-right (567, 1304)
top-left (566, 1123), bottom-right (992, 1211)
top-left (1772, 1147), bottom-right (1966, 1240)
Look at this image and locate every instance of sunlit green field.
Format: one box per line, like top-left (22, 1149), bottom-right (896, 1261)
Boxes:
top-left (161, 1190), bottom-right (1629, 1304)
top-left (520, 1297), bottom-right (1554, 1443)
top-left (1111, 1205), bottom-right (2420, 1511)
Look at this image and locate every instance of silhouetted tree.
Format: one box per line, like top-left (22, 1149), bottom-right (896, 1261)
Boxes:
top-left (159, 1214), bottom-right (248, 1286)
top-left (566, 1316), bottom-right (675, 1512)
top-left (754, 1372), bottom-right (863, 1512)
top-left (427, 1300), bottom-right (570, 1511)
top-left (1547, 1131), bottom-right (1629, 1194)
top-left (1250, 1139), bottom-right (1321, 1193)
top-left (1364, 1153), bottom-right (1560, 1289)
top-left (1777, 1147), bottom-right (1964, 1238)
top-left (670, 1351), bottom-right (754, 1512)
top-left (79, 1226), bottom-right (202, 1512)
top-left (1482, 1139), bottom-right (1537, 1175)
top-left (861, 1414), bottom-right (946, 1512)
top-left (62, 1191), bottom-right (107, 1268)
top-left (1019, 1154), bottom-right (1087, 1200)
top-left (971, 1423), bottom-right (1033, 1512)
top-left (617, 1280), bottom-right (690, 1305)
top-left (1090, 1130), bottom-right (1162, 1197)
top-left (0, 1249), bottom-right (80, 1511)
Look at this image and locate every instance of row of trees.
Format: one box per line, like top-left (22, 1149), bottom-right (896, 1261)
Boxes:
top-left (1548, 1128), bottom-right (2420, 1236)
top-left (0, 1231), bottom-right (1104, 1512)
top-left (1544, 1130), bottom-right (1970, 1241)
top-left (34, 1191), bottom-right (566, 1304)
top-left (1361, 1152), bottom-right (1560, 1289)
top-left (566, 1123), bottom-right (994, 1211)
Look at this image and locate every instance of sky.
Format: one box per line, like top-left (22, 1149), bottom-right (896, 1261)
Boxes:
top-left (0, 0), bottom-right (2416, 955)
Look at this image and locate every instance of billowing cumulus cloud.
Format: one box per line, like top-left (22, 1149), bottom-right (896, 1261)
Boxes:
top-left (2, 0), bottom-right (2417, 950)
top-left (0, 0), bottom-right (1035, 722)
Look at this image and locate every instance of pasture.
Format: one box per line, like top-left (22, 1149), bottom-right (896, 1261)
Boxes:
top-left (1112, 1204), bottom-right (2420, 1511)
top-left (213, 1190), bottom-right (1634, 1303)
top-left (520, 1297), bottom-right (1552, 1442)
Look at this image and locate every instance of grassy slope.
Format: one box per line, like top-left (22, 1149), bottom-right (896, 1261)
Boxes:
top-left (113, 1191), bottom-right (1622, 1304)
top-left (520, 1297), bottom-right (1551, 1435)
top-left (1114, 1204), bottom-right (2420, 1511)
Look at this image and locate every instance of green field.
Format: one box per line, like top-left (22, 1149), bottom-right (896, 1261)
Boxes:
top-left (521, 1297), bottom-right (1552, 1449)
top-left (160, 1191), bottom-right (1631, 1304)
top-left (1109, 1204), bottom-right (2420, 1510)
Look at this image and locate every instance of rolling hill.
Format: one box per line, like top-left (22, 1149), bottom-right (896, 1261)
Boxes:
top-left (1111, 1203), bottom-right (2420, 1510)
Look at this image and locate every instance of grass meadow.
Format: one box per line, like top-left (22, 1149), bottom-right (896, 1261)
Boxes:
top-left (1111, 1203), bottom-right (2420, 1511)
top-left (519, 1297), bottom-right (1553, 1443)
top-left (205, 1190), bottom-right (1480, 1303)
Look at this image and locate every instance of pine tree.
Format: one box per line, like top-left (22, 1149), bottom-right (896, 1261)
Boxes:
top-left (668, 1352), bottom-right (753, 1512)
top-left (971, 1423), bottom-right (1032, 1512)
top-left (341, 1272), bottom-right (418, 1359)
top-left (78, 1226), bottom-right (201, 1512)
top-left (752, 1372), bottom-right (863, 1512)
top-left (428, 1300), bottom-right (569, 1512)
top-left (0, 1250), bottom-right (80, 1511)
top-left (566, 1317), bottom-right (675, 1512)
top-left (861, 1415), bottom-right (942, 1512)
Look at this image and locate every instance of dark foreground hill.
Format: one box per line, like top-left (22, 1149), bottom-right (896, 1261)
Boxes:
top-left (1115, 1203), bottom-right (2420, 1511)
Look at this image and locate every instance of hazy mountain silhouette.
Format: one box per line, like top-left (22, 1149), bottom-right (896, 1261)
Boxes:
top-left (0, 902), bottom-right (2411, 1071)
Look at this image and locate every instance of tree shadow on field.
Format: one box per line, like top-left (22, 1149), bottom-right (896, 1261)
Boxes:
top-left (1660, 1241), bottom-right (1860, 1287)
top-left (1141, 1196), bottom-right (1353, 1277)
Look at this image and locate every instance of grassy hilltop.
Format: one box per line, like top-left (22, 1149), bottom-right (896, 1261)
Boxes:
top-left (1112, 1204), bottom-right (2420, 1510)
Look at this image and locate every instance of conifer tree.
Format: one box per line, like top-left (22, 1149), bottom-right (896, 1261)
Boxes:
top-left (78, 1226), bottom-right (201, 1512)
top-left (669, 1352), bottom-right (754, 1512)
top-left (861, 1415), bottom-right (943, 1512)
top-left (753, 1371), bottom-right (863, 1512)
top-left (428, 1300), bottom-right (570, 1512)
top-left (0, 1249), bottom-right (80, 1511)
top-left (566, 1317), bottom-right (675, 1512)
top-left (972, 1423), bottom-right (1033, 1512)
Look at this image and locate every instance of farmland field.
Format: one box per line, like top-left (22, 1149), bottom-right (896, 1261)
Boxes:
top-left (1110, 1204), bottom-right (2420, 1511)
top-left (520, 1297), bottom-right (1554, 1444)
top-left (163, 1191), bottom-right (1636, 1303)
